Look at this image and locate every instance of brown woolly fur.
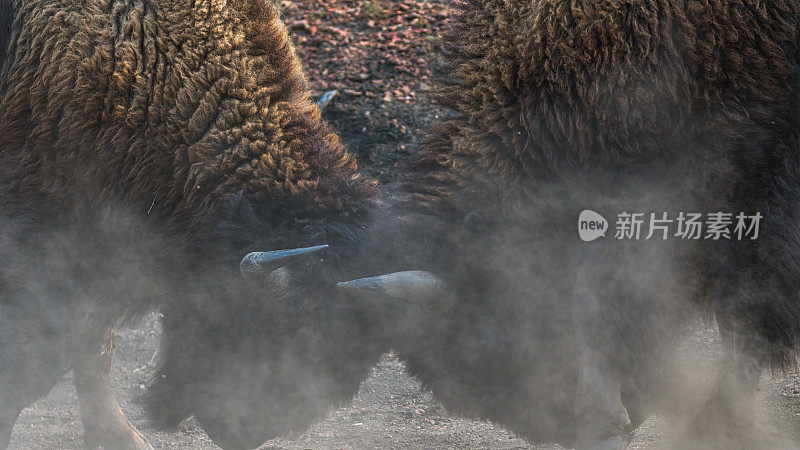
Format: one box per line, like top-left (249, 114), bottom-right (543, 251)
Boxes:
top-left (0, 0), bottom-right (11, 71)
top-left (407, 0), bottom-right (798, 217)
top-left (0, 1), bottom-right (383, 448)
top-left (0, 0), bottom-right (376, 235)
top-left (0, 0), bottom-right (380, 336)
top-left (404, 0), bottom-right (800, 349)
top-left (374, 0), bottom-right (800, 446)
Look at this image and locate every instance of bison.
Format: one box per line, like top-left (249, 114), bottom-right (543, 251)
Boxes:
top-left (5, 0), bottom-right (800, 449)
top-left (340, 0), bottom-right (800, 448)
top-left (0, 0), bottom-right (440, 448)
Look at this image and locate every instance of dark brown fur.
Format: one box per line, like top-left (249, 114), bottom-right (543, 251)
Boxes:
top-left (0, 0), bottom-right (375, 232)
top-left (0, 1), bottom-right (381, 448)
top-left (407, 0), bottom-right (797, 215)
top-left (371, 0), bottom-right (800, 447)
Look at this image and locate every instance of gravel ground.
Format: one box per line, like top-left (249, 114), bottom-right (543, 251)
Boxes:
top-left (7, 314), bottom-right (800, 449)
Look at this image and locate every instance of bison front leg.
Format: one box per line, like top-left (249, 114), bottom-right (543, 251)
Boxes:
top-left (694, 346), bottom-right (760, 443)
top-left (683, 320), bottom-right (762, 448)
top-left (574, 351), bottom-right (631, 449)
top-left (71, 325), bottom-right (152, 450)
top-left (0, 406), bottom-right (21, 449)
top-left (572, 275), bottom-right (631, 450)
top-left (675, 274), bottom-right (768, 449)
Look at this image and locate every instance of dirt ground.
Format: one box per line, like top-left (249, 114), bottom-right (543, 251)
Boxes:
top-left (7, 0), bottom-right (800, 448)
top-left (7, 315), bottom-right (800, 449)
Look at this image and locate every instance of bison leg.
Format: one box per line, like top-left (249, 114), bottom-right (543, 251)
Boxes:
top-left (573, 348), bottom-right (631, 450)
top-left (71, 325), bottom-right (152, 450)
top-left (0, 406), bottom-right (21, 449)
top-left (677, 278), bottom-right (765, 448)
top-left (1, 301), bottom-right (71, 449)
top-left (683, 326), bottom-right (762, 448)
top-left (700, 349), bottom-right (760, 434)
top-left (572, 273), bottom-right (631, 449)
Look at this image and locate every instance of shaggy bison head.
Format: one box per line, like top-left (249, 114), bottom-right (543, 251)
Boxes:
top-left (138, 192), bottom-right (451, 449)
top-left (146, 255), bottom-right (374, 448)
top-left (144, 237), bottom-right (448, 449)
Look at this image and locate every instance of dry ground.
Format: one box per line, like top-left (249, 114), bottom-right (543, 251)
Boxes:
top-left (7, 314), bottom-right (800, 449)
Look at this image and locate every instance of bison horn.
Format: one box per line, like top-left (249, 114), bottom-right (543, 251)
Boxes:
top-left (317, 89), bottom-right (339, 110)
top-left (336, 271), bottom-right (454, 308)
top-left (240, 245), bottom-right (329, 280)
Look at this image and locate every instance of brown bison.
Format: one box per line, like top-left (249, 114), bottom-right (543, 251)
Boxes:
top-left (0, 0), bottom-right (436, 448)
top-left (5, 0), bottom-right (800, 449)
top-left (342, 0), bottom-right (800, 448)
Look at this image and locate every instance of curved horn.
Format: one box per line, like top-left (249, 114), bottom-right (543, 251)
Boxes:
top-left (337, 270), bottom-right (453, 308)
top-left (240, 245), bottom-right (328, 280)
top-left (317, 89), bottom-right (339, 110)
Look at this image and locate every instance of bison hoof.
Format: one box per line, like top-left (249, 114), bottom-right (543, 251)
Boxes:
top-left (622, 430), bottom-right (634, 448)
top-left (576, 403), bottom-right (631, 450)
